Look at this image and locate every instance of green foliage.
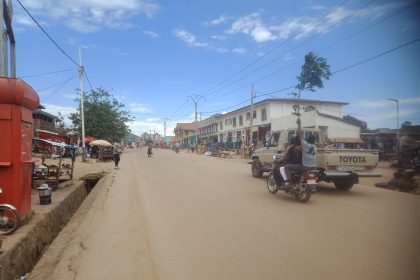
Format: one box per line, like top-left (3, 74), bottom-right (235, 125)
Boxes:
top-left (294, 52), bottom-right (331, 131)
top-left (69, 88), bottom-right (134, 142)
top-left (296, 52), bottom-right (331, 93)
top-left (343, 115), bottom-right (368, 131)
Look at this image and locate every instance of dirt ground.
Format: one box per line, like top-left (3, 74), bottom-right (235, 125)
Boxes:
top-left (29, 149), bottom-right (420, 280)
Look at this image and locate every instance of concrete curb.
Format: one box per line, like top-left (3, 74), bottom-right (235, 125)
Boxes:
top-left (0, 179), bottom-right (91, 280)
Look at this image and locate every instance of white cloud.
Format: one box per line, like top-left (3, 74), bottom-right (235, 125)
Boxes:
top-left (282, 53), bottom-right (293, 61)
top-left (173, 29), bottom-right (210, 48)
top-left (15, 0), bottom-right (160, 33)
top-left (143, 30), bottom-right (159, 38)
top-left (204, 14), bottom-right (231, 26)
top-left (130, 102), bottom-right (153, 114)
top-left (355, 97), bottom-right (420, 109)
top-left (225, 3), bottom-right (401, 43)
top-left (211, 35), bottom-right (227, 41)
top-left (42, 104), bottom-right (78, 125)
top-left (227, 13), bottom-right (276, 42)
top-left (232, 48), bottom-right (246, 55)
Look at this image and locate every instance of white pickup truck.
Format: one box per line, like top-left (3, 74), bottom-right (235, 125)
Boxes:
top-left (250, 128), bottom-right (380, 190)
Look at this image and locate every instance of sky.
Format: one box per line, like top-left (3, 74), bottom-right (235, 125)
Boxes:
top-left (11, 0), bottom-right (420, 136)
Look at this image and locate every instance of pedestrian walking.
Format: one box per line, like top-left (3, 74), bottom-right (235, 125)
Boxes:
top-left (147, 146), bottom-right (153, 157)
top-left (113, 142), bottom-right (121, 169)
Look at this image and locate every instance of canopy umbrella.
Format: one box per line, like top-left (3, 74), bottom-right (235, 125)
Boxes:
top-left (89, 140), bottom-right (113, 147)
top-left (85, 136), bottom-right (96, 144)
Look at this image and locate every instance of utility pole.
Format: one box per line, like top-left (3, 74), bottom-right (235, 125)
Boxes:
top-left (79, 48), bottom-right (87, 162)
top-left (162, 118), bottom-right (169, 138)
top-left (387, 98), bottom-right (399, 159)
top-left (0, 0), bottom-right (15, 78)
top-left (188, 95), bottom-right (206, 122)
top-left (249, 83), bottom-right (255, 146)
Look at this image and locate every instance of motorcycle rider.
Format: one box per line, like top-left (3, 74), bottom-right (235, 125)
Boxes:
top-left (279, 136), bottom-right (302, 186)
top-left (282, 133), bottom-right (317, 186)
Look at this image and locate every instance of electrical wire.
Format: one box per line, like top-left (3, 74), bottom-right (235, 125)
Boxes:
top-left (201, 0), bottom-right (378, 104)
top-left (16, 0), bottom-right (79, 67)
top-left (203, 0), bottom-right (416, 106)
top-left (193, 0), bottom-right (352, 98)
top-left (333, 37), bottom-right (420, 74)
top-left (41, 73), bottom-right (78, 102)
top-left (83, 69), bottom-right (94, 91)
top-left (18, 68), bottom-right (77, 79)
top-left (202, 35), bottom-right (420, 116)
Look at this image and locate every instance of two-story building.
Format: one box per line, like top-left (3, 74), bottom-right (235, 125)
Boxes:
top-left (199, 98), bottom-right (357, 148)
top-left (174, 121), bottom-right (200, 147)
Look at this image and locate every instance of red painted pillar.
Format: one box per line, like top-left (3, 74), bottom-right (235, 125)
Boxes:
top-left (0, 78), bottom-right (40, 218)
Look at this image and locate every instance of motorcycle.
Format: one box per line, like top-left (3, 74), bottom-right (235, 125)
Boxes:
top-left (266, 155), bottom-right (319, 203)
top-left (0, 187), bottom-right (21, 235)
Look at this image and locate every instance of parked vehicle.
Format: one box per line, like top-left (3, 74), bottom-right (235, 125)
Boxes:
top-left (0, 187), bottom-right (20, 235)
top-left (251, 128), bottom-right (380, 190)
top-left (267, 156), bottom-right (318, 203)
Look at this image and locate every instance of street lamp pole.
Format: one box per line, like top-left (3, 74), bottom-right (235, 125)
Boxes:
top-left (386, 98), bottom-right (399, 158)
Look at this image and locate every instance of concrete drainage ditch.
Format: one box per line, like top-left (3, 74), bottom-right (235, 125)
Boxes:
top-left (0, 172), bottom-right (105, 280)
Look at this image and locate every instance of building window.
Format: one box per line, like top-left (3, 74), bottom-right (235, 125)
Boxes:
top-left (233, 117), bottom-right (237, 127)
top-left (219, 121), bottom-right (223, 130)
top-left (253, 110), bottom-right (257, 119)
top-left (239, 115), bottom-right (243, 126)
top-left (246, 112), bottom-right (251, 120)
top-left (261, 108), bottom-right (267, 121)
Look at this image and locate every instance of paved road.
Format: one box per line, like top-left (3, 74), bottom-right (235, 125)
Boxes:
top-left (31, 148), bottom-right (420, 280)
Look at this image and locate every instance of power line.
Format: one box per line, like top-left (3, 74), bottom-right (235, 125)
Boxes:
top-left (198, 0), bottom-right (377, 105)
top-left (249, 36), bottom-right (420, 102)
top-left (41, 73), bottom-right (78, 102)
top-left (18, 68), bottom-right (77, 79)
top-left (333, 37), bottom-right (420, 74)
top-left (193, 0), bottom-right (352, 98)
top-left (203, 1), bottom-right (415, 106)
top-left (83, 69), bottom-right (94, 91)
top-left (16, 0), bottom-right (79, 67)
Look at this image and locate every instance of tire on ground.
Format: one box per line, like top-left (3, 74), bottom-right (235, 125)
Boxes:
top-left (334, 179), bottom-right (354, 191)
top-left (251, 158), bottom-right (263, 178)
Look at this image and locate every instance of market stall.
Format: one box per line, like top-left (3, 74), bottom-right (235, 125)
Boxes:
top-left (32, 138), bottom-right (77, 189)
top-left (89, 139), bottom-right (113, 161)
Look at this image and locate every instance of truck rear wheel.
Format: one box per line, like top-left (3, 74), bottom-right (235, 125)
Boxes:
top-left (251, 159), bottom-right (263, 178)
top-left (334, 179), bottom-right (354, 191)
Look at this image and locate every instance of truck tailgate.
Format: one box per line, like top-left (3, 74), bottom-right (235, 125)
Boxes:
top-left (317, 149), bottom-right (379, 171)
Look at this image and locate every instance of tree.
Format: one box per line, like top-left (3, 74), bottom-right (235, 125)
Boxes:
top-left (343, 115), bottom-right (368, 132)
top-left (69, 87), bottom-right (134, 142)
top-left (293, 52), bottom-right (331, 132)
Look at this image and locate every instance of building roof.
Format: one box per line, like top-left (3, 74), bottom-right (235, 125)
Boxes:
top-left (33, 109), bottom-right (60, 120)
top-left (217, 98), bottom-right (349, 117)
top-left (174, 121), bottom-right (200, 131)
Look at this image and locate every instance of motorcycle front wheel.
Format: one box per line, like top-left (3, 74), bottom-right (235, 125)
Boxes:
top-left (0, 205), bottom-right (21, 235)
top-left (294, 184), bottom-right (311, 203)
top-left (267, 172), bottom-right (279, 194)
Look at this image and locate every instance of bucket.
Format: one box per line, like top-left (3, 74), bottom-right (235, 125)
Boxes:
top-left (38, 184), bottom-right (52, 205)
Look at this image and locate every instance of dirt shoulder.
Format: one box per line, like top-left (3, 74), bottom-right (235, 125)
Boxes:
top-left (0, 155), bottom-right (114, 279)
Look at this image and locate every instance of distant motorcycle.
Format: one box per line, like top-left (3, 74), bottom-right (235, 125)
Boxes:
top-left (266, 156), bottom-right (319, 203)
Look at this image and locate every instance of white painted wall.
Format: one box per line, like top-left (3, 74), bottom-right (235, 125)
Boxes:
top-left (271, 110), bottom-right (360, 139)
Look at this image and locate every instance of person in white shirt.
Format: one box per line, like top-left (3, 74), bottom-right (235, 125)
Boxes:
top-left (113, 142), bottom-right (121, 169)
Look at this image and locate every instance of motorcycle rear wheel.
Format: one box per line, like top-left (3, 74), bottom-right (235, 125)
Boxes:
top-left (294, 184), bottom-right (311, 203)
top-left (266, 172), bottom-right (279, 194)
top-left (0, 205), bottom-right (21, 235)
